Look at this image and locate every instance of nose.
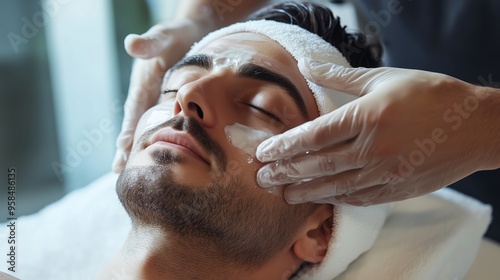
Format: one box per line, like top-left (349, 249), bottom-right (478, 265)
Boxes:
top-left (174, 74), bottom-right (228, 127)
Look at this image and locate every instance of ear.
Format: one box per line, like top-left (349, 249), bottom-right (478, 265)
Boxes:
top-left (292, 204), bottom-right (333, 263)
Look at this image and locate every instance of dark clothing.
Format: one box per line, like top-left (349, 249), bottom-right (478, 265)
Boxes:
top-left (354, 0), bottom-right (500, 241)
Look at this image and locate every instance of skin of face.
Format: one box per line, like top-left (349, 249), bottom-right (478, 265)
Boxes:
top-left (130, 32), bottom-right (319, 186)
top-left (110, 32), bottom-right (331, 280)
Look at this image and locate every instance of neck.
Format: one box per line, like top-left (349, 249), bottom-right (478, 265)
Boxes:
top-left (98, 226), bottom-right (302, 280)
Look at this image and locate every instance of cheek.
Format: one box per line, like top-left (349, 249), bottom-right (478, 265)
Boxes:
top-left (223, 122), bottom-right (274, 180)
top-left (224, 153), bottom-right (262, 188)
top-left (224, 149), bottom-right (283, 199)
top-left (224, 123), bottom-right (273, 156)
top-left (134, 103), bottom-right (175, 142)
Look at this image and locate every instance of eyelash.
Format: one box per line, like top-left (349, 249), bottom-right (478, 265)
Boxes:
top-left (162, 89), bottom-right (281, 123)
top-left (245, 103), bottom-right (282, 123)
top-left (163, 89), bottom-right (178, 94)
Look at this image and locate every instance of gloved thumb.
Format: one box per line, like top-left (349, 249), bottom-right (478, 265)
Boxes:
top-left (125, 25), bottom-right (173, 59)
top-left (298, 58), bottom-right (378, 96)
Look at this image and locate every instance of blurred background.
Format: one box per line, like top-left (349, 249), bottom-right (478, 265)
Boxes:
top-left (0, 0), bottom-right (180, 221)
top-left (0, 0), bottom-right (355, 221)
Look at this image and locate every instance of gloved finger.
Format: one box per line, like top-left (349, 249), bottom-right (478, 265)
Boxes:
top-left (122, 75), bottom-right (162, 137)
top-left (282, 167), bottom-right (394, 204)
top-left (112, 108), bottom-right (141, 171)
top-left (310, 186), bottom-right (389, 206)
top-left (111, 118), bottom-right (138, 173)
top-left (112, 96), bottom-right (160, 170)
top-left (124, 24), bottom-right (175, 59)
top-left (111, 60), bottom-right (164, 173)
top-left (256, 103), bottom-right (361, 162)
top-left (282, 170), bottom-right (365, 204)
top-left (313, 196), bottom-right (342, 205)
top-left (257, 144), bottom-right (363, 188)
top-left (298, 58), bottom-right (387, 96)
top-left (112, 148), bottom-right (128, 173)
top-left (127, 62), bottom-right (164, 106)
top-left (326, 184), bottom-right (405, 206)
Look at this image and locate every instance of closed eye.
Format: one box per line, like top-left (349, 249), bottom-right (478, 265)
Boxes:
top-left (245, 103), bottom-right (282, 123)
top-left (163, 89), bottom-right (282, 123)
top-left (163, 89), bottom-right (178, 95)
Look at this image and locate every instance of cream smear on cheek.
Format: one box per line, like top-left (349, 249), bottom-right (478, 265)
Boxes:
top-left (144, 102), bottom-right (175, 131)
top-left (224, 123), bottom-right (273, 161)
top-left (224, 123), bottom-right (283, 196)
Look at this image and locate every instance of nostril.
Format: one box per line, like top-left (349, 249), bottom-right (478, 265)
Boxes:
top-left (196, 106), bottom-right (204, 119)
top-left (188, 102), bottom-right (204, 119)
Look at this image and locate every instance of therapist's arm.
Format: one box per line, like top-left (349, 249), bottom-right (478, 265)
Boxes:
top-left (127, 0), bottom-right (271, 57)
top-left (174, 0), bottom-right (271, 28)
top-left (475, 85), bottom-right (500, 169)
top-left (256, 61), bottom-right (500, 205)
top-left (112, 0), bottom-right (271, 173)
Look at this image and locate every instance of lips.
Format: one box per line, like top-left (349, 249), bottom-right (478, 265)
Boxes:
top-left (148, 128), bottom-right (211, 165)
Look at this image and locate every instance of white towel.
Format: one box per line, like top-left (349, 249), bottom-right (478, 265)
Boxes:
top-left (294, 204), bottom-right (393, 279)
top-left (332, 188), bottom-right (492, 280)
top-left (186, 19), bottom-right (357, 116)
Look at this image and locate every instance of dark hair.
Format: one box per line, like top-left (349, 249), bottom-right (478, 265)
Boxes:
top-left (248, 2), bottom-right (382, 67)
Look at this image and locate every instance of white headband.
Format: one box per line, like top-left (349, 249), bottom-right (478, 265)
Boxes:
top-left (187, 19), bottom-right (357, 116)
top-left (186, 19), bottom-right (391, 279)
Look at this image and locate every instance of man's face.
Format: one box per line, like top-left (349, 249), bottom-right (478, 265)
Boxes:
top-left (116, 32), bottom-right (320, 267)
top-left (129, 32), bottom-right (319, 183)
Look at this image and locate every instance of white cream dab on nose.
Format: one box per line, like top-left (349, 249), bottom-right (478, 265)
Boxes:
top-left (224, 123), bottom-right (273, 157)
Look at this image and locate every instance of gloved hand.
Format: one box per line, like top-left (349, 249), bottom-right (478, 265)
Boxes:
top-left (256, 59), bottom-right (491, 206)
top-left (112, 19), bottom-right (210, 173)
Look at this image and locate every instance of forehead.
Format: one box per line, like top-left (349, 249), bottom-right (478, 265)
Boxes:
top-left (200, 33), bottom-right (294, 70)
top-left (196, 32), bottom-right (320, 119)
top-left (202, 32), bottom-right (286, 57)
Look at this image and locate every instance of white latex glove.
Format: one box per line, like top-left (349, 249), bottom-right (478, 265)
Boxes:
top-left (256, 60), bottom-right (498, 206)
top-left (112, 20), bottom-right (209, 173)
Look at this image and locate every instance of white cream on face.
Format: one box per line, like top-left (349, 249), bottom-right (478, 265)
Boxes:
top-left (223, 32), bottom-right (269, 43)
top-left (224, 123), bottom-right (273, 159)
top-left (145, 103), bottom-right (174, 129)
top-left (224, 123), bottom-right (284, 196)
top-left (209, 46), bottom-right (257, 71)
top-left (205, 33), bottom-right (276, 71)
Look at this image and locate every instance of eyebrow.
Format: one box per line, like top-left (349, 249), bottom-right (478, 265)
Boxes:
top-left (169, 54), bottom-right (213, 73)
top-left (167, 54), bottom-right (309, 119)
